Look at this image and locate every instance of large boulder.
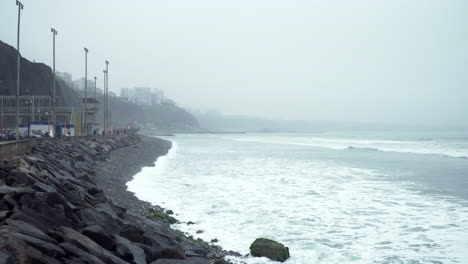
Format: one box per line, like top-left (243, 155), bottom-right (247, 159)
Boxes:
top-left (150, 257), bottom-right (211, 264)
top-left (249, 238), bottom-right (290, 262)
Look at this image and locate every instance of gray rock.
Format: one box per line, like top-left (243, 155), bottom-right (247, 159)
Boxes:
top-left (60, 226), bottom-right (128, 264)
top-left (0, 185), bottom-right (35, 195)
top-left (114, 235), bottom-right (147, 264)
top-left (60, 242), bottom-right (107, 264)
top-left (81, 224), bottom-right (115, 250)
top-left (150, 258), bottom-right (211, 264)
top-left (5, 219), bottom-right (57, 243)
top-left (0, 228), bottom-right (65, 258)
top-left (155, 247), bottom-right (186, 260)
top-left (0, 234), bottom-right (63, 264)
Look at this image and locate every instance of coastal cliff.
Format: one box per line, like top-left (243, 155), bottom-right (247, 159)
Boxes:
top-left (0, 40), bottom-right (81, 108)
top-left (0, 135), bottom-right (230, 263)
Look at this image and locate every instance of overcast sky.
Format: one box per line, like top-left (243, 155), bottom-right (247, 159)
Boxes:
top-left (1, 0), bottom-right (467, 125)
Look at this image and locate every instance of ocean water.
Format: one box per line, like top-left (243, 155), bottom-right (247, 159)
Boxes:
top-left (127, 131), bottom-right (468, 264)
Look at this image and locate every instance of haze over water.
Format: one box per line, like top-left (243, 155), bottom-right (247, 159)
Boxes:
top-left (128, 130), bottom-right (468, 264)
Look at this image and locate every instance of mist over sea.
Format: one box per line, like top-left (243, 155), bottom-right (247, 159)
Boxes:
top-left (128, 130), bottom-right (468, 264)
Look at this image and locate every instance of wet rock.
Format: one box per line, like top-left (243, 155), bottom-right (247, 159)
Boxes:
top-left (196, 230), bottom-right (204, 234)
top-left (185, 248), bottom-right (208, 258)
top-left (0, 185), bottom-right (35, 195)
top-left (33, 181), bottom-right (57, 193)
top-left (0, 211), bottom-right (10, 222)
top-left (77, 208), bottom-right (121, 235)
top-left (59, 226), bottom-right (128, 264)
top-left (150, 258), bottom-right (211, 264)
top-left (81, 224), bottom-right (115, 250)
top-left (119, 224), bottom-right (146, 244)
top-left (114, 235), bottom-right (146, 264)
top-left (6, 219), bottom-right (57, 243)
top-left (0, 234), bottom-right (63, 264)
top-left (0, 228), bottom-right (65, 258)
top-left (60, 242), bottom-right (106, 264)
top-left (249, 238), bottom-right (290, 262)
top-left (214, 260), bottom-right (231, 264)
top-left (155, 247), bottom-right (186, 260)
top-left (0, 160), bottom-right (16, 172)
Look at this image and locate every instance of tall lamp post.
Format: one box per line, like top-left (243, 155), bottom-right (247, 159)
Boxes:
top-left (83, 47), bottom-right (89, 136)
top-left (51, 28), bottom-right (57, 137)
top-left (15, 0), bottom-right (24, 140)
top-left (94, 76), bottom-right (97, 99)
top-left (105, 60), bottom-right (109, 133)
top-left (25, 99), bottom-right (31, 137)
top-left (93, 76), bottom-right (97, 133)
top-left (24, 89), bottom-right (30, 137)
top-left (102, 70), bottom-right (107, 133)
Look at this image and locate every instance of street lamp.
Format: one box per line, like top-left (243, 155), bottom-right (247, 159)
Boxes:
top-left (24, 89), bottom-right (30, 137)
top-left (102, 69), bottom-right (107, 133)
top-left (24, 99), bottom-right (31, 137)
top-left (83, 47), bottom-right (88, 136)
top-left (105, 60), bottom-right (109, 133)
top-left (93, 76), bottom-right (97, 133)
top-left (94, 76), bottom-right (97, 99)
top-left (15, 0), bottom-right (24, 140)
top-left (51, 27), bottom-right (57, 137)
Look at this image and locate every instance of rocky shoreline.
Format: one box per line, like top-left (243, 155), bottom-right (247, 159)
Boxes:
top-left (0, 135), bottom-right (233, 263)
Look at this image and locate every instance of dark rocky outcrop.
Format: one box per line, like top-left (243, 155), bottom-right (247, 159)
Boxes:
top-left (0, 135), bottom-right (229, 263)
top-left (0, 40), bottom-right (81, 107)
top-left (249, 238), bottom-right (290, 262)
top-left (141, 102), bottom-right (199, 131)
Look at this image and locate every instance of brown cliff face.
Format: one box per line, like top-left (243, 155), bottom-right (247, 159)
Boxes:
top-left (0, 40), bottom-right (80, 107)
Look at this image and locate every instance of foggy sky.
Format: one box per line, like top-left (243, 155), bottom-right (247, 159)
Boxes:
top-left (1, 0), bottom-right (467, 125)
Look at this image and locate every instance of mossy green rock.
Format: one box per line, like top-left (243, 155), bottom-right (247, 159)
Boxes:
top-left (249, 238), bottom-right (290, 262)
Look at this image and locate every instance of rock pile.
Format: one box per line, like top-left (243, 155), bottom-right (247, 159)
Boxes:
top-left (0, 135), bottom-right (229, 264)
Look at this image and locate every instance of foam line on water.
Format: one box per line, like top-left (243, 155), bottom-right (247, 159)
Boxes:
top-left (229, 136), bottom-right (468, 159)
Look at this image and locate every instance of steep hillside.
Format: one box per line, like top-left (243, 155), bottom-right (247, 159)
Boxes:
top-left (0, 40), bottom-right (81, 107)
top-left (141, 101), bottom-right (199, 131)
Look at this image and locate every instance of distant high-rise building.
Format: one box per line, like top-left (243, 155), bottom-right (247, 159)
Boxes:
top-left (119, 87), bottom-right (165, 106)
top-left (133, 87), bottom-right (152, 105)
top-left (71, 78), bottom-right (94, 92)
top-left (151, 88), bottom-right (164, 105)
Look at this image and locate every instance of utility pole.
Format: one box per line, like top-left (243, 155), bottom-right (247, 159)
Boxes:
top-left (102, 70), bottom-right (107, 133)
top-left (93, 76), bottom-right (97, 133)
top-left (16, 0), bottom-right (24, 140)
top-left (83, 47), bottom-right (89, 136)
top-left (102, 70), bottom-right (106, 134)
top-left (51, 28), bottom-right (57, 137)
top-left (105, 60), bottom-right (109, 133)
top-left (94, 76), bottom-right (97, 99)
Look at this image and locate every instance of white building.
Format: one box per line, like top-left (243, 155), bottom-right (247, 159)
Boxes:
top-left (120, 87), bottom-right (165, 106)
top-left (133, 87), bottom-right (152, 105)
top-left (151, 88), bottom-right (164, 105)
top-left (71, 78), bottom-right (95, 92)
